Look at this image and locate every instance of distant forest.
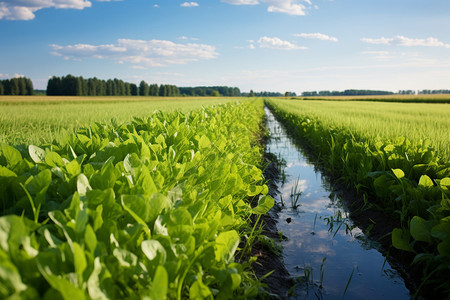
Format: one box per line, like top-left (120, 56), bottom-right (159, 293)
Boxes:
top-left (302, 89), bottom-right (450, 97)
top-left (0, 77), bottom-right (34, 95)
top-left (46, 75), bottom-right (179, 97)
top-left (1, 76), bottom-right (449, 97)
top-left (46, 75), bottom-right (241, 97)
top-left (301, 89), bottom-right (395, 96)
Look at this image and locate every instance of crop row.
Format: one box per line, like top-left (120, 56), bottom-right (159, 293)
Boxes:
top-left (265, 99), bottom-right (450, 297)
top-left (0, 100), bottom-right (273, 299)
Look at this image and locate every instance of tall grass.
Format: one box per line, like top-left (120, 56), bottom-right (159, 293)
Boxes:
top-left (0, 96), bottom-right (238, 146)
top-left (267, 99), bottom-right (450, 161)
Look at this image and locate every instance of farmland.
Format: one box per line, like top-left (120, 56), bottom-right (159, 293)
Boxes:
top-left (1, 95), bottom-right (450, 298)
top-left (265, 98), bottom-right (450, 297)
top-left (293, 93), bottom-right (450, 103)
top-left (0, 98), bottom-right (275, 299)
top-left (0, 96), bottom-right (238, 146)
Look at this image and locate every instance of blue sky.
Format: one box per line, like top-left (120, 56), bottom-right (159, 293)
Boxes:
top-left (1, 0), bottom-right (450, 93)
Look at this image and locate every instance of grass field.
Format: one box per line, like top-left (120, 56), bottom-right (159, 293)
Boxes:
top-left (266, 98), bottom-right (450, 296)
top-left (291, 93), bottom-right (450, 103)
top-left (0, 96), bottom-right (239, 146)
top-left (267, 98), bottom-right (450, 161)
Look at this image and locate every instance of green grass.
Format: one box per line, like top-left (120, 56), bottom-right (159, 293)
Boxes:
top-left (291, 93), bottom-right (450, 103)
top-left (266, 99), bottom-right (450, 161)
top-left (0, 96), bottom-right (239, 146)
top-left (265, 98), bottom-right (450, 297)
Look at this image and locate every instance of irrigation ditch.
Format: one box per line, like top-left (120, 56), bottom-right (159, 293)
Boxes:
top-left (258, 106), bottom-right (414, 299)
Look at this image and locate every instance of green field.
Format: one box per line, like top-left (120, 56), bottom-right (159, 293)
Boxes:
top-left (267, 98), bottom-right (450, 161)
top-left (292, 93), bottom-right (450, 103)
top-left (0, 98), bottom-right (274, 299)
top-left (0, 96), bottom-right (239, 146)
top-left (266, 98), bottom-right (450, 296)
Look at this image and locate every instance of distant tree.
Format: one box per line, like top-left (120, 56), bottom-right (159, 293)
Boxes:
top-left (124, 83), bottom-right (131, 96)
top-left (249, 90), bottom-right (254, 97)
top-left (211, 90), bottom-right (220, 97)
top-left (0, 81), bottom-right (3, 95)
top-left (130, 83), bottom-right (138, 96)
top-left (9, 78), bottom-right (20, 95)
top-left (25, 78), bottom-right (34, 95)
top-left (284, 91), bottom-right (290, 97)
top-left (159, 84), bottom-right (167, 97)
top-left (106, 79), bottom-right (114, 95)
top-left (149, 84), bottom-right (158, 96)
top-left (139, 80), bottom-right (149, 96)
top-left (87, 78), bottom-right (97, 96)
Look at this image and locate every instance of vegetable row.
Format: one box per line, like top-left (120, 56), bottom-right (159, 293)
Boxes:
top-left (0, 100), bottom-right (274, 299)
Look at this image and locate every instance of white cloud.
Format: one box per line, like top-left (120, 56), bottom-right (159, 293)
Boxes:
top-left (154, 4), bottom-right (159, 8)
top-left (294, 33), bottom-right (338, 42)
top-left (180, 2), bottom-right (199, 7)
top-left (222, 0), bottom-right (311, 16)
top-left (362, 36), bottom-right (450, 48)
top-left (0, 0), bottom-right (119, 20)
top-left (178, 36), bottom-right (199, 41)
top-left (258, 36), bottom-right (307, 50)
top-left (50, 38), bottom-right (218, 67)
top-left (222, 0), bottom-right (259, 4)
top-left (265, 0), bottom-right (307, 15)
top-left (0, 73), bottom-right (25, 78)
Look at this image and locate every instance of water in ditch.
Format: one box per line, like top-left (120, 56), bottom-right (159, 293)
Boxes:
top-left (264, 106), bottom-right (411, 299)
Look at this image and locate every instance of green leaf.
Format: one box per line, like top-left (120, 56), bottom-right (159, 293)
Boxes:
top-left (36, 251), bottom-right (86, 300)
top-left (391, 168), bottom-right (404, 179)
top-left (392, 228), bottom-right (414, 252)
top-left (418, 175), bottom-right (434, 188)
top-left (45, 152), bottom-right (64, 167)
top-left (252, 195), bottom-right (274, 215)
top-left (189, 279), bottom-right (212, 300)
top-left (1, 143), bottom-right (22, 167)
top-left (27, 169), bottom-right (52, 195)
top-left (65, 160), bottom-right (81, 178)
top-left (87, 257), bottom-right (109, 300)
top-left (113, 247), bottom-right (137, 268)
top-left (410, 216), bottom-right (431, 243)
top-left (149, 266), bottom-right (168, 300)
top-left (123, 153), bottom-right (141, 176)
top-left (28, 145), bottom-right (46, 163)
top-left (198, 135), bottom-right (211, 150)
top-left (0, 215), bottom-right (29, 252)
top-left (440, 177), bottom-right (450, 190)
top-left (0, 261), bottom-right (28, 295)
top-left (77, 174), bottom-right (92, 196)
top-left (431, 222), bottom-right (450, 241)
top-left (0, 165), bottom-right (17, 177)
top-left (141, 240), bottom-right (167, 264)
top-left (73, 242), bottom-right (87, 282)
top-left (121, 195), bottom-right (151, 237)
top-left (437, 240), bottom-right (450, 258)
top-left (215, 230), bottom-right (239, 264)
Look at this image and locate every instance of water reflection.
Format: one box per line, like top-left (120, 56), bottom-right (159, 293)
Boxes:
top-left (265, 107), bottom-right (410, 299)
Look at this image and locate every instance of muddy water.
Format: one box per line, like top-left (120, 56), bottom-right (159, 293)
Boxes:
top-left (264, 107), bottom-right (411, 299)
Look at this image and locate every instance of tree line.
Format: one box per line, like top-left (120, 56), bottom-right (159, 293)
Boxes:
top-left (46, 75), bottom-right (180, 96)
top-left (418, 89), bottom-right (450, 95)
top-left (301, 89), bottom-right (394, 97)
top-left (0, 77), bottom-right (34, 95)
top-left (47, 75), bottom-right (244, 97)
top-left (178, 86), bottom-right (241, 97)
